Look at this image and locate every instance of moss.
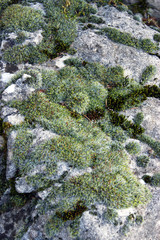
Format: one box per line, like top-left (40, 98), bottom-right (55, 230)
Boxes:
top-left (133, 112), bottom-right (144, 125)
top-left (41, 65), bottom-right (107, 115)
top-left (1, 4), bottom-right (44, 32)
top-left (88, 15), bottom-right (105, 24)
top-left (82, 23), bottom-right (97, 30)
top-left (3, 44), bottom-right (48, 64)
top-left (96, 27), bottom-right (158, 53)
top-left (136, 155), bottom-right (150, 167)
top-left (0, 0), bottom-right (13, 13)
top-left (107, 84), bottom-right (160, 111)
top-left (135, 215), bottom-right (143, 225)
top-left (151, 173), bottom-right (160, 186)
top-left (140, 65), bottom-right (156, 84)
top-left (138, 134), bottom-right (160, 157)
top-left (125, 142), bottom-right (141, 155)
top-left (153, 34), bottom-right (160, 42)
top-left (102, 208), bottom-right (118, 223)
top-left (108, 110), bottom-right (145, 138)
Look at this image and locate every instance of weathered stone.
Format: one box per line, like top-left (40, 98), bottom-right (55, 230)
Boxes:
top-left (6, 131), bottom-right (17, 180)
top-left (2, 84), bottom-right (35, 102)
top-left (0, 72), bottom-right (14, 90)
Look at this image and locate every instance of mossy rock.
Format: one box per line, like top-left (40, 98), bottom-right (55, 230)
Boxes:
top-left (97, 27), bottom-right (158, 53)
top-left (1, 4), bottom-right (45, 32)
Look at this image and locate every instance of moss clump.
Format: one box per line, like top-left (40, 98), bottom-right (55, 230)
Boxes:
top-left (97, 27), bottom-right (158, 53)
top-left (138, 134), bottom-right (160, 157)
top-left (3, 44), bottom-right (48, 64)
top-left (136, 155), bottom-right (150, 168)
top-left (1, 4), bottom-right (44, 32)
top-left (133, 112), bottom-right (144, 125)
top-left (88, 15), bottom-right (105, 24)
top-left (42, 66), bottom-right (108, 115)
top-left (151, 173), bottom-right (160, 187)
top-left (40, 7), bottom-right (77, 57)
top-left (140, 65), bottom-right (157, 84)
top-left (0, 0), bottom-right (12, 13)
top-left (107, 84), bottom-right (160, 111)
top-left (125, 142), bottom-right (141, 155)
top-left (102, 208), bottom-right (118, 224)
top-left (153, 34), bottom-right (160, 42)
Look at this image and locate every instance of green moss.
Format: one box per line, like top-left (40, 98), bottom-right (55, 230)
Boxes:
top-left (135, 215), bottom-right (143, 225)
top-left (41, 65), bottom-right (108, 115)
top-left (102, 208), bottom-right (118, 223)
top-left (0, 0), bottom-right (13, 13)
top-left (151, 173), bottom-right (160, 186)
top-left (140, 65), bottom-right (157, 84)
top-left (96, 27), bottom-right (158, 53)
top-left (107, 84), bottom-right (160, 111)
top-left (133, 112), bottom-right (144, 125)
top-left (153, 34), bottom-right (160, 42)
top-left (138, 134), bottom-right (160, 157)
top-left (136, 155), bottom-right (150, 167)
top-left (1, 4), bottom-right (44, 32)
top-left (88, 15), bottom-right (105, 24)
top-left (125, 142), bottom-right (141, 155)
top-left (3, 44), bottom-right (48, 64)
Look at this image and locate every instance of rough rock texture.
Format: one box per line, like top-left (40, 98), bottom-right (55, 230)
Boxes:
top-left (72, 6), bottom-right (160, 84)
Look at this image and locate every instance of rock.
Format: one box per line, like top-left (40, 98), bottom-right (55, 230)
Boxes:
top-left (72, 6), bottom-right (160, 83)
top-left (6, 131), bottom-right (17, 180)
top-left (2, 83), bottom-right (35, 102)
top-left (0, 39), bottom-right (15, 51)
top-left (146, 0), bottom-right (160, 11)
top-left (3, 114), bottom-right (25, 126)
top-left (0, 72), bottom-right (15, 90)
top-left (22, 30), bottom-right (43, 46)
top-left (15, 177), bottom-right (36, 193)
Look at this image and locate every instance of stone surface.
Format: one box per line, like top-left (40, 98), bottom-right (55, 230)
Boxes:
top-left (0, 72), bottom-right (15, 90)
top-left (2, 83), bottom-right (35, 102)
top-left (73, 6), bottom-right (160, 83)
top-left (6, 131), bottom-right (17, 180)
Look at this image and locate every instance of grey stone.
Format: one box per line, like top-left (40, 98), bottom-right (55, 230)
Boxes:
top-left (0, 72), bottom-right (15, 90)
top-left (2, 83), bottom-right (35, 102)
top-left (15, 177), bottom-right (36, 193)
top-left (1, 106), bottom-right (25, 125)
top-left (147, 0), bottom-right (160, 11)
top-left (6, 131), bottom-right (17, 180)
